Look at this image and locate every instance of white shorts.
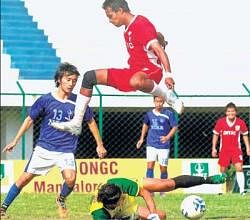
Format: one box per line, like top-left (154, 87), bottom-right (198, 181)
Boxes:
top-left (146, 146), bottom-right (170, 166)
top-left (25, 146), bottom-right (76, 175)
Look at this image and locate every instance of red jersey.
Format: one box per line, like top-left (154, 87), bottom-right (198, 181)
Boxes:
top-left (124, 15), bottom-right (162, 71)
top-left (213, 116), bottom-right (248, 151)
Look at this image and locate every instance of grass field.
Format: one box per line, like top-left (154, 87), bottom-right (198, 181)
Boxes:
top-left (1, 193), bottom-right (250, 219)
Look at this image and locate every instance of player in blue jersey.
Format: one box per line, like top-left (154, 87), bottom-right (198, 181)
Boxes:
top-left (0, 62), bottom-right (107, 218)
top-left (137, 96), bottom-right (178, 195)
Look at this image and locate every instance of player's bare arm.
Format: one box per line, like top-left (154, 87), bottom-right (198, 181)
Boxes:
top-left (138, 186), bottom-right (157, 214)
top-left (136, 123), bottom-right (149, 149)
top-left (160, 126), bottom-right (178, 143)
top-left (150, 41), bottom-right (174, 89)
top-left (211, 134), bottom-right (219, 157)
top-left (87, 118), bottom-right (107, 158)
top-left (242, 135), bottom-right (250, 156)
top-left (2, 116), bottom-right (33, 152)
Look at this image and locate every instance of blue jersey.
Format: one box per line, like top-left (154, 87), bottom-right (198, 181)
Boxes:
top-left (29, 92), bottom-right (93, 153)
top-left (143, 108), bottom-right (177, 149)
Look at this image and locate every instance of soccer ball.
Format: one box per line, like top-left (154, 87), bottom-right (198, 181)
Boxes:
top-left (180, 195), bottom-right (206, 219)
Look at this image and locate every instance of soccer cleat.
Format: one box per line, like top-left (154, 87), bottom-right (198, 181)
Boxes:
top-left (0, 207), bottom-right (8, 219)
top-left (51, 121), bottom-right (82, 135)
top-left (56, 197), bottom-right (68, 218)
top-left (163, 90), bottom-right (184, 115)
top-left (158, 75), bottom-right (184, 115)
top-left (210, 173), bottom-right (227, 184)
top-left (171, 98), bottom-right (184, 115)
top-left (240, 191), bottom-right (246, 196)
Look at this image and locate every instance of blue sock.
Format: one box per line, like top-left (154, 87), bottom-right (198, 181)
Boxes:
top-left (161, 172), bottom-right (168, 179)
top-left (60, 182), bottom-right (74, 198)
top-left (2, 184), bottom-right (21, 209)
top-left (146, 168), bottom-right (154, 178)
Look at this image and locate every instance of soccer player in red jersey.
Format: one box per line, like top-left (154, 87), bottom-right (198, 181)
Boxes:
top-left (212, 102), bottom-right (250, 195)
top-left (51, 0), bottom-right (184, 135)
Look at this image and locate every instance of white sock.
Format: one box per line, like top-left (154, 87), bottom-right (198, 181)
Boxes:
top-left (150, 81), bottom-right (177, 105)
top-left (158, 71), bottom-right (169, 87)
top-left (236, 171), bottom-right (245, 193)
top-left (150, 81), bottom-right (166, 99)
top-left (72, 94), bottom-right (91, 127)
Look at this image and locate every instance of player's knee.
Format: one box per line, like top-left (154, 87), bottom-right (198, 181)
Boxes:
top-left (82, 70), bottom-right (97, 89)
top-left (63, 172), bottom-right (76, 187)
top-left (64, 178), bottom-right (75, 188)
top-left (235, 164), bottom-right (243, 172)
top-left (129, 76), bottom-right (144, 90)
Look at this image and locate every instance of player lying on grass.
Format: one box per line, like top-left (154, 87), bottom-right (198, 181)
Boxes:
top-left (89, 174), bottom-right (226, 220)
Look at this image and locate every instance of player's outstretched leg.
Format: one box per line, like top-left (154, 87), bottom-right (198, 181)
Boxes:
top-left (51, 94), bottom-right (90, 135)
top-left (51, 70), bottom-right (96, 135)
top-left (172, 173), bottom-right (227, 189)
top-left (142, 174), bottom-right (226, 192)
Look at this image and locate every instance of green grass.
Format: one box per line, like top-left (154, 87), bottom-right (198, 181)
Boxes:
top-left (1, 193), bottom-right (250, 219)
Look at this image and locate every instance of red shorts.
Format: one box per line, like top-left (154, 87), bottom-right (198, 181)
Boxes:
top-left (107, 67), bottom-right (162, 92)
top-left (218, 148), bottom-right (243, 167)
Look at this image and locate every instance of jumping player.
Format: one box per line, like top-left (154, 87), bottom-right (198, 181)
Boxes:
top-left (89, 174), bottom-right (226, 219)
top-left (51, 0), bottom-right (184, 135)
top-left (0, 63), bottom-right (107, 218)
top-left (212, 102), bottom-right (250, 195)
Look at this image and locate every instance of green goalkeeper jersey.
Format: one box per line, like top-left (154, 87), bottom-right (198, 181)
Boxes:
top-left (89, 178), bottom-right (140, 219)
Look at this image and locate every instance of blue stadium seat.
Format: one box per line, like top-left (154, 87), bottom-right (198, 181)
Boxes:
top-left (1, 0), bottom-right (61, 79)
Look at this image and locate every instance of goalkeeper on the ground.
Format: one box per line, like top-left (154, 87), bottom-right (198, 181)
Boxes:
top-left (89, 174), bottom-right (226, 220)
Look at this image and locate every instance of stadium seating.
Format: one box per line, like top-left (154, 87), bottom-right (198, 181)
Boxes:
top-left (1, 0), bottom-right (61, 79)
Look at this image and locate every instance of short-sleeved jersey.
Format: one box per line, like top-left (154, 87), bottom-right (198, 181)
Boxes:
top-left (89, 178), bottom-right (140, 219)
top-left (213, 116), bottom-right (248, 151)
top-left (29, 92), bottom-right (93, 153)
top-left (144, 108), bottom-right (178, 149)
top-left (124, 15), bottom-right (161, 71)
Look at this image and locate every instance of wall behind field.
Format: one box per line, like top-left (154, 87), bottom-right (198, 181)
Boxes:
top-left (23, 0), bottom-right (250, 95)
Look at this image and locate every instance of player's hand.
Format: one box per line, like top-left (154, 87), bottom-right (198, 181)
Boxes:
top-left (136, 139), bottom-right (143, 149)
top-left (2, 141), bottom-right (17, 153)
top-left (246, 148), bottom-right (250, 156)
top-left (96, 145), bottom-right (107, 159)
top-left (212, 148), bottom-right (217, 157)
top-left (165, 77), bottom-right (175, 90)
top-left (160, 136), bottom-right (169, 144)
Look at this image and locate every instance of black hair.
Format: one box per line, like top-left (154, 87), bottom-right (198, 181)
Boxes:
top-left (97, 183), bottom-right (122, 206)
top-left (153, 96), bottom-right (164, 100)
top-left (102, 0), bottom-right (130, 12)
top-left (54, 62), bottom-right (80, 87)
top-left (225, 102), bottom-right (237, 112)
top-left (157, 32), bottom-right (168, 50)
